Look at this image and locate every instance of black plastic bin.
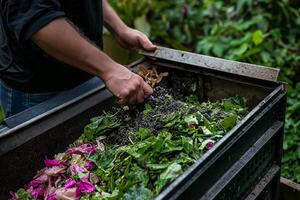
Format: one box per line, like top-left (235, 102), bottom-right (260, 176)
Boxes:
top-left (0, 47), bottom-right (287, 199)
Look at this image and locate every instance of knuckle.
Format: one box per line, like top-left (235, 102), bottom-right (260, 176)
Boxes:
top-left (121, 90), bottom-right (130, 97)
top-left (131, 80), bottom-right (141, 89)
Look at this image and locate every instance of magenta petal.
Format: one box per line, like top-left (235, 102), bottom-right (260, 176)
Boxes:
top-left (207, 142), bottom-right (214, 150)
top-left (84, 160), bottom-right (95, 170)
top-left (55, 188), bottom-right (78, 200)
top-left (76, 187), bottom-right (81, 199)
top-left (32, 187), bottom-right (46, 199)
top-left (77, 177), bottom-right (96, 194)
top-left (188, 123), bottom-right (195, 128)
top-left (45, 187), bottom-right (57, 200)
top-left (28, 179), bottom-right (41, 188)
top-left (44, 158), bottom-right (67, 167)
top-left (70, 164), bottom-right (87, 177)
top-left (65, 179), bottom-right (76, 189)
top-left (9, 192), bottom-right (18, 200)
top-left (60, 173), bottom-right (67, 179)
top-left (36, 173), bottom-right (49, 183)
top-left (66, 144), bottom-right (97, 156)
top-left (46, 193), bottom-right (57, 200)
top-left (44, 166), bottom-right (66, 176)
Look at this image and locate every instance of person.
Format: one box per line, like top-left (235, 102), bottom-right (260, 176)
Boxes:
top-left (0, 0), bottom-right (156, 117)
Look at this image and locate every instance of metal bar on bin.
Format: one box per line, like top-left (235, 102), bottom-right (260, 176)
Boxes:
top-left (139, 46), bottom-right (280, 82)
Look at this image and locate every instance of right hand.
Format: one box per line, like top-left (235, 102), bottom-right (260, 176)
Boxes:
top-left (104, 64), bottom-right (153, 105)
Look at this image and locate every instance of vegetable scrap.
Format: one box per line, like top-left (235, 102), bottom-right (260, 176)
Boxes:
top-left (10, 72), bottom-right (248, 200)
top-left (138, 65), bottom-right (168, 88)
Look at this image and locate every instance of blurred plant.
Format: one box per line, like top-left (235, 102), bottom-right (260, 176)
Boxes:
top-left (108, 0), bottom-right (152, 36)
top-left (0, 106), bottom-right (3, 122)
top-left (282, 83), bottom-right (300, 183)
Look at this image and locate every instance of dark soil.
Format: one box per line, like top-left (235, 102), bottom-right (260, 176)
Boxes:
top-left (103, 83), bottom-right (188, 146)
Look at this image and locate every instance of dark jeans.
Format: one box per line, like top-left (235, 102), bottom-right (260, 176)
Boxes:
top-left (0, 83), bottom-right (59, 118)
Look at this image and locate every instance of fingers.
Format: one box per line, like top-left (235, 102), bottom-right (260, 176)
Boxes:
top-left (142, 81), bottom-right (154, 99)
top-left (136, 84), bottom-right (146, 104)
top-left (137, 33), bottom-right (157, 52)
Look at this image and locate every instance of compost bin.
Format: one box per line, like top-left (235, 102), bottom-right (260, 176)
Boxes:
top-left (0, 47), bottom-right (287, 200)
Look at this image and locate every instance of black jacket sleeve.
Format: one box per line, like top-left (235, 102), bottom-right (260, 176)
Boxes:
top-left (0, 0), bottom-right (65, 41)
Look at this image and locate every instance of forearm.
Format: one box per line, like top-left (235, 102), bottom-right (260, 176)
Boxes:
top-left (102, 0), bottom-right (128, 35)
top-left (32, 18), bottom-right (118, 81)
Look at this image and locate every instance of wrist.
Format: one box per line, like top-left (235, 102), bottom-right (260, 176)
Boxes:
top-left (82, 50), bottom-right (121, 82)
top-left (101, 62), bottom-right (122, 82)
top-left (114, 24), bottom-right (130, 40)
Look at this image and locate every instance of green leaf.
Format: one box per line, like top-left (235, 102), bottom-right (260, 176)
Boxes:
top-left (16, 188), bottom-right (31, 200)
top-left (90, 146), bottom-right (118, 170)
top-left (155, 163), bottom-right (182, 194)
top-left (161, 140), bottom-right (183, 154)
top-left (146, 163), bottom-right (171, 170)
top-left (134, 15), bottom-right (151, 37)
top-left (101, 189), bottom-right (120, 200)
top-left (122, 185), bottom-right (153, 200)
top-left (233, 43), bottom-right (248, 57)
top-left (184, 115), bottom-right (199, 125)
top-left (181, 136), bottom-right (194, 154)
top-left (125, 164), bottom-right (150, 189)
top-left (201, 126), bottom-right (213, 135)
top-left (252, 30), bottom-right (264, 45)
top-left (81, 114), bottom-right (120, 142)
top-left (221, 114), bottom-right (238, 130)
top-left (137, 128), bottom-right (153, 140)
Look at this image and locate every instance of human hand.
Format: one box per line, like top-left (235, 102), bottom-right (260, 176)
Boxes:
top-left (116, 27), bottom-right (157, 52)
top-left (104, 64), bottom-right (153, 105)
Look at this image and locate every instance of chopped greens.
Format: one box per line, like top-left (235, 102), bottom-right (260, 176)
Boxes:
top-left (10, 90), bottom-right (247, 200)
top-left (79, 114), bottom-right (120, 142)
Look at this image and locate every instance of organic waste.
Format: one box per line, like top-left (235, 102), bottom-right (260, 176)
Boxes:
top-left (138, 65), bottom-right (168, 88)
top-left (10, 70), bottom-right (248, 200)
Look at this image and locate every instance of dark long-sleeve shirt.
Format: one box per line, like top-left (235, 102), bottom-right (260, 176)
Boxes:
top-left (0, 0), bottom-right (103, 92)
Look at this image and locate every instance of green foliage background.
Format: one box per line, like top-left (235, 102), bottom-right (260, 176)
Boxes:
top-left (109, 0), bottom-right (300, 183)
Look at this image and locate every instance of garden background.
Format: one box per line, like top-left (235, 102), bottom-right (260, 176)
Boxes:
top-left (107, 0), bottom-right (300, 183)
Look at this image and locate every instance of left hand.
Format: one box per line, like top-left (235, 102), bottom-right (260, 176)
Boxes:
top-left (116, 27), bottom-right (157, 52)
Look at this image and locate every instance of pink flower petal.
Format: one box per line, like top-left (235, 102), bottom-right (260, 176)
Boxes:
top-left (84, 160), bottom-right (95, 170)
top-left (55, 187), bottom-right (78, 200)
top-left (60, 173), bottom-right (67, 180)
top-left (31, 187), bottom-right (46, 199)
top-left (28, 179), bottom-right (41, 188)
top-left (44, 166), bottom-right (66, 176)
top-left (45, 187), bottom-right (57, 200)
top-left (36, 172), bottom-right (49, 183)
top-left (66, 144), bottom-right (97, 156)
top-left (188, 123), bottom-right (195, 128)
top-left (46, 193), bottom-right (57, 200)
top-left (9, 192), bottom-right (18, 200)
top-left (64, 179), bottom-right (76, 189)
top-left (77, 178), bottom-right (96, 194)
top-left (70, 164), bottom-right (87, 177)
top-left (45, 158), bottom-right (67, 167)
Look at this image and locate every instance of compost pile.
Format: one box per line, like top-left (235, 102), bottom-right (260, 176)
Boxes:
top-left (11, 69), bottom-right (248, 200)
